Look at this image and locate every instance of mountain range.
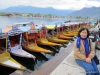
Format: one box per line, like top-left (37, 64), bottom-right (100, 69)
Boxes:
top-left (68, 6), bottom-right (100, 19)
top-left (0, 5), bottom-right (100, 19)
top-left (0, 5), bottom-right (74, 16)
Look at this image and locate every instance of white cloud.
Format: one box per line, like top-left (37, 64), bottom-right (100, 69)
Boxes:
top-left (0, 0), bottom-right (100, 10)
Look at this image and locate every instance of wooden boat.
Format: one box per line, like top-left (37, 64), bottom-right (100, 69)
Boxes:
top-left (45, 24), bottom-right (69, 43)
top-left (0, 33), bottom-right (26, 70)
top-left (22, 42), bottom-right (53, 53)
top-left (54, 23), bottom-right (73, 40)
top-left (47, 36), bottom-right (69, 43)
top-left (62, 22), bottom-right (79, 37)
top-left (57, 34), bottom-right (73, 40)
top-left (46, 24), bottom-right (55, 30)
top-left (20, 26), bottom-right (53, 54)
top-left (13, 22), bottom-right (31, 32)
top-left (63, 32), bottom-right (77, 37)
top-left (37, 25), bottom-right (62, 46)
top-left (7, 25), bottom-right (35, 58)
top-left (37, 38), bottom-right (62, 46)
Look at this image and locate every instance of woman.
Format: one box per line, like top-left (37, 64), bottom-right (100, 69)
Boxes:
top-left (74, 28), bottom-right (100, 75)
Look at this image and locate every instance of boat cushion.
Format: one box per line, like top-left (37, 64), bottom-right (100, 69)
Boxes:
top-left (10, 45), bottom-right (21, 51)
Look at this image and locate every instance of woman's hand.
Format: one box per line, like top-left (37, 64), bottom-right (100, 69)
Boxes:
top-left (86, 58), bottom-right (91, 63)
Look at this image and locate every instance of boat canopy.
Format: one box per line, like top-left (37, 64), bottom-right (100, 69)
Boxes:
top-left (64, 23), bottom-right (70, 26)
top-left (55, 20), bottom-right (71, 24)
top-left (19, 27), bottom-right (29, 32)
top-left (55, 21), bottom-right (70, 27)
top-left (7, 25), bottom-right (22, 51)
top-left (45, 24), bottom-right (56, 30)
top-left (13, 22), bottom-right (32, 31)
top-left (7, 25), bottom-right (22, 36)
top-left (35, 25), bottom-right (42, 30)
top-left (13, 22), bottom-right (31, 26)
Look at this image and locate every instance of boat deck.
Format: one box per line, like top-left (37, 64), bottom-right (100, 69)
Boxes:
top-left (10, 42), bottom-right (100, 75)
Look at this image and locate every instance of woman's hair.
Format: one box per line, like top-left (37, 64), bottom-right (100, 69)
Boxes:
top-left (77, 28), bottom-right (90, 38)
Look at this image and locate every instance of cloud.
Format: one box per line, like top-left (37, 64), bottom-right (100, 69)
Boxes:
top-left (0, 0), bottom-right (100, 10)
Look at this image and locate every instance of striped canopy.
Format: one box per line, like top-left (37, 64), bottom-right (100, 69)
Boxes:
top-left (7, 25), bottom-right (22, 36)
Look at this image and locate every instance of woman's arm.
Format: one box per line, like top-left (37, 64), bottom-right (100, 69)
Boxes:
top-left (88, 39), bottom-right (95, 59)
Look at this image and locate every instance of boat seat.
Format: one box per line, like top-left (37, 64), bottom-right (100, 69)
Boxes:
top-left (10, 44), bottom-right (21, 51)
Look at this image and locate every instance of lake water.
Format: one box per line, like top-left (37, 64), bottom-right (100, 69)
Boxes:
top-left (0, 16), bottom-right (67, 28)
top-left (0, 16), bottom-right (89, 29)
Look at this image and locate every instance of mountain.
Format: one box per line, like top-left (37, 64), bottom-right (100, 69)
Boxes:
top-left (68, 6), bottom-right (100, 19)
top-left (0, 5), bottom-right (74, 16)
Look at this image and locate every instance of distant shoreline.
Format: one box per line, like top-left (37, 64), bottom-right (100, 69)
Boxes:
top-left (0, 12), bottom-right (95, 20)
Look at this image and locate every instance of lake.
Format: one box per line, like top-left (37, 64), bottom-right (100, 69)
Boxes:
top-left (0, 16), bottom-right (89, 29)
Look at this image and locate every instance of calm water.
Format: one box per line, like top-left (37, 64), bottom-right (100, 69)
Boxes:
top-left (0, 16), bottom-right (67, 28)
top-left (0, 16), bottom-right (89, 29)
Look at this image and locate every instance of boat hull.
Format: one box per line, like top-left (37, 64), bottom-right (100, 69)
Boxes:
top-left (37, 38), bottom-right (62, 46)
top-left (47, 37), bottom-right (69, 43)
top-left (9, 45), bottom-right (35, 58)
top-left (22, 43), bottom-right (53, 53)
top-left (63, 32), bottom-right (77, 37)
top-left (57, 35), bottom-right (73, 40)
top-left (0, 51), bottom-right (26, 70)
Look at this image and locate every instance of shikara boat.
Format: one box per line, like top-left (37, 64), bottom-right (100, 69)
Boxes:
top-left (20, 25), bottom-right (53, 54)
top-left (37, 38), bottom-right (62, 46)
top-left (7, 25), bottom-right (35, 58)
top-left (57, 34), bottom-right (73, 40)
top-left (46, 24), bottom-right (69, 43)
top-left (47, 36), bottom-right (69, 43)
top-left (55, 23), bottom-right (73, 40)
top-left (61, 22), bottom-right (78, 37)
top-left (36, 25), bottom-right (62, 46)
top-left (63, 32), bottom-right (77, 37)
top-left (0, 33), bottom-right (26, 70)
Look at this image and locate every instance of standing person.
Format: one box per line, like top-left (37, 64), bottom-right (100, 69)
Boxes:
top-left (98, 20), bottom-right (100, 29)
top-left (74, 28), bottom-right (100, 75)
top-left (98, 28), bottom-right (100, 38)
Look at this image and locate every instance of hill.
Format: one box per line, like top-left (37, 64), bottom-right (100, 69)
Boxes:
top-left (68, 6), bottom-right (100, 19)
top-left (0, 5), bottom-right (74, 16)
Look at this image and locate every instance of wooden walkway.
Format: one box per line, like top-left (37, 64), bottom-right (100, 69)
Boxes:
top-left (30, 42), bottom-right (73, 75)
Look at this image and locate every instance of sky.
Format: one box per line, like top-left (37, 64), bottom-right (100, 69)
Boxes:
top-left (1, 0), bottom-right (100, 10)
